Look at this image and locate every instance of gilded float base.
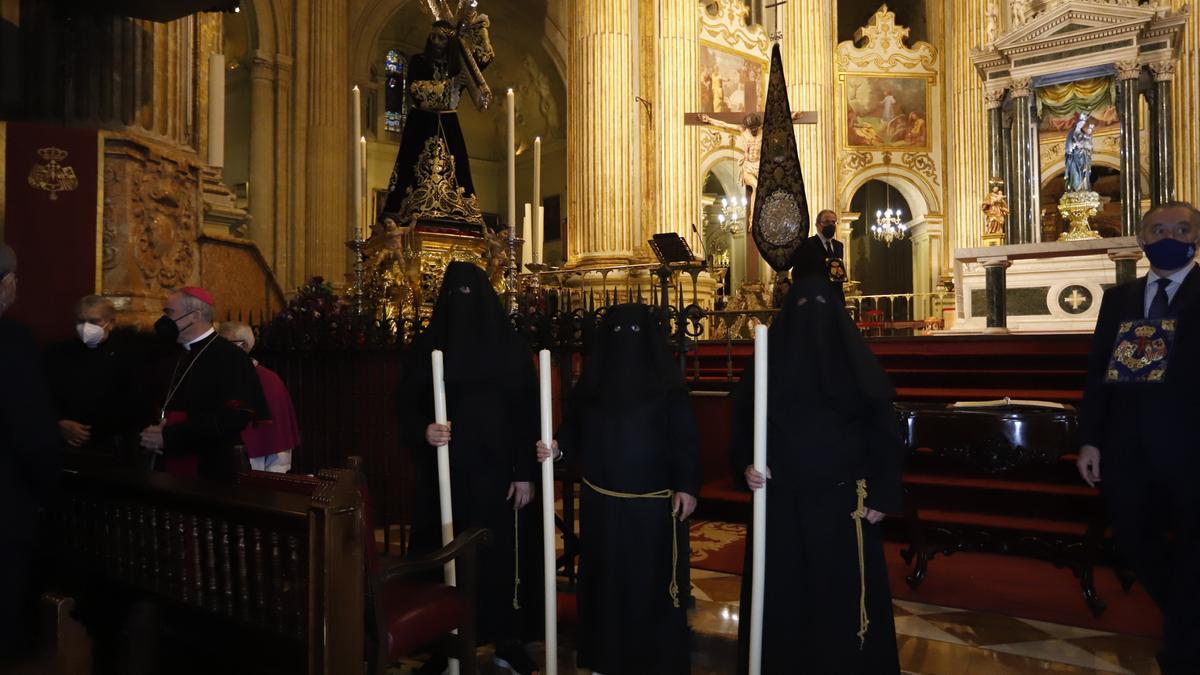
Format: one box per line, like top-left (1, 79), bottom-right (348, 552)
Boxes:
top-left (1057, 191), bottom-right (1102, 241)
top-left (362, 222), bottom-right (490, 322)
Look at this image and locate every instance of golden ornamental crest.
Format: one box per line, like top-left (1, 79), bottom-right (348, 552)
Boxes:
top-left (395, 136), bottom-right (485, 227)
top-left (27, 147), bottom-right (79, 200)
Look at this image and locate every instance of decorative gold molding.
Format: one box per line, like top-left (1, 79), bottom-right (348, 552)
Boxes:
top-left (1149, 59), bottom-right (1177, 81)
top-left (836, 4), bottom-right (938, 72)
top-left (1115, 59), bottom-right (1142, 80)
top-left (699, 0), bottom-right (770, 56)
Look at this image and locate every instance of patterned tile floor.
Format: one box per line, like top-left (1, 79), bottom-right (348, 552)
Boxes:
top-left (382, 511), bottom-right (1163, 675)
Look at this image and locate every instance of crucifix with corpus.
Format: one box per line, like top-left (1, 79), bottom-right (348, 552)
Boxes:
top-left (683, 0), bottom-right (817, 280)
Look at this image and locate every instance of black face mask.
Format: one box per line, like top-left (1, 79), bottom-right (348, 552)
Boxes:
top-left (154, 311), bottom-right (194, 342)
top-left (821, 224), bottom-right (837, 239)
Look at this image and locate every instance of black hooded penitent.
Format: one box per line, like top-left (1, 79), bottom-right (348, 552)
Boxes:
top-left (556, 303), bottom-right (700, 675)
top-left (729, 275), bottom-right (905, 674)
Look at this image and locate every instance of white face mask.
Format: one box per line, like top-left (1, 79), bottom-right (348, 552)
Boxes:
top-left (77, 321), bottom-right (106, 347)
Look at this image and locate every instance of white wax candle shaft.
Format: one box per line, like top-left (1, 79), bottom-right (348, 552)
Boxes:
top-left (532, 136), bottom-right (542, 264)
top-left (522, 203), bottom-right (533, 270)
top-left (431, 350), bottom-right (461, 675)
top-left (352, 86), bottom-right (362, 238)
top-left (430, 350), bottom-right (457, 586)
top-left (538, 350), bottom-right (558, 675)
top-left (359, 136), bottom-right (368, 239)
top-left (507, 89), bottom-right (516, 232)
top-left (749, 323), bottom-right (768, 675)
top-left (208, 53), bottom-right (225, 168)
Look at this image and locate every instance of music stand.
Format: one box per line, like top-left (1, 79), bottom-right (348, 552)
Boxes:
top-left (648, 233), bottom-right (697, 265)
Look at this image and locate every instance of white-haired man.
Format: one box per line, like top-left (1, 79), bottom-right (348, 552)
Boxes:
top-left (218, 321), bottom-right (299, 473)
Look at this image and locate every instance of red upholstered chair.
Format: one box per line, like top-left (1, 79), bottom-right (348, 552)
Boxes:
top-left (237, 462), bottom-right (490, 675)
top-left (367, 522), bottom-right (489, 675)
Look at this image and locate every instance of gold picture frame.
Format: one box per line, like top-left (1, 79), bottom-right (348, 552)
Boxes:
top-left (842, 74), bottom-right (932, 151)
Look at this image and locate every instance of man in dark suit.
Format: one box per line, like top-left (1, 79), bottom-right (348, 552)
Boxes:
top-left (1077, 201), bottom-right (1200, 674)
top-left (790, 209), bottom-right (846, 299)
top-left (0, 243), bottom-right (63, 662)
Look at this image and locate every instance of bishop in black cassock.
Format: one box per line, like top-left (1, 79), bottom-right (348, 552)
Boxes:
top-left (141, 287), bottom-right (265, 481)
top-left (730, 275), bottom-right (903, 674)
top-left (543, 303), bottom-right (700, 675)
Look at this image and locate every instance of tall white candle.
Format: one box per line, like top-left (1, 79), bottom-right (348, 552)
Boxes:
top-left (534, 206), bottom-right (545, 265)
top-left (532, 136), bottom-right (542, 264)
top-left (522, 203), bottom-right (533, 270)
top-left (749, 323), bottom-right (769, 675)
top-left (360, 136), bottom-right (368, 239)
top-left (352, 87), bottom-right (362, 236)
top-left (208, 53), bottom-right (225, 168)
top-left (538, 350), bottom-right (559, 675)
top-left (507, 89), bottom-right (516, 232)
top-left (431, 350), bottom-right (461, 675)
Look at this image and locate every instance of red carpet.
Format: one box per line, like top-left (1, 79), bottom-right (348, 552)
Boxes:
top-left (688, 520), bottom-right (1161, 639)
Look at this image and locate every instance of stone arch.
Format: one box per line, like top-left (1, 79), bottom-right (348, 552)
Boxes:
top-left (700, 148), bottom-right (745, 198)
top-left (839, 165), bottom-right (937, 221)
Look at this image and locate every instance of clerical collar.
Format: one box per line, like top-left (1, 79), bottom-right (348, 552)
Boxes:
top-left (183, 328), bottom-right (216, 351)
top-left (1147, 261), bottom-right (1195, 287)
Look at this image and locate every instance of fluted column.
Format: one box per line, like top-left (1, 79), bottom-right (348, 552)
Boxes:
top-left (782, 0), bottom-right (835, 213)
top-left (274, 55), bottom-right (296, 289)
top-left (1171, 0), bottom-right (1198, 204)
top-left (1009, 78), bottom-right (1038, 244)
top-left (301, 0), bottom-right (349, 281)
top-left (946, 0), bottom-right (991, 251)
top-left (248, 51), bottom-right (277, 269)
top-left (654, 0), bottom-right (702, 253)
top-left (1116, 61), bottom-right (1142, 237)
top-left (568, 2), bottom-right (638, 266)
top-left (1148, 60), bottom-right (1177, 206)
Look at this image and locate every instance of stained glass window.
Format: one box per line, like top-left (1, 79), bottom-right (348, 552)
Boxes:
top-left (384, 49), bottom-right (408, 134)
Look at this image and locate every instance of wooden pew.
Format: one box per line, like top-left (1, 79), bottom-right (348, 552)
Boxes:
top-left (52, 462), bottom-right (364, 675)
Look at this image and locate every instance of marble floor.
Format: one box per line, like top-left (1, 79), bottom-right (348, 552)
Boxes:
top-left (388, 568), bottom-right (1162, 674)
top-left (381, 513), bottom-right (1163, 675)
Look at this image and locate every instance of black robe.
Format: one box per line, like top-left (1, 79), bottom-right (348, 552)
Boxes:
top-left (729, 276), bottom-right (903, 675)
top-left (46, 328), bottom-right (156, 459)
top-left (558, 304), bottom-right (700, 675)
top-left (157, 332), bottom-right (265, 481)
top-left (0, 318), bottom-right (62, 658)
top-left (400, 262), bottom-right (542, 646)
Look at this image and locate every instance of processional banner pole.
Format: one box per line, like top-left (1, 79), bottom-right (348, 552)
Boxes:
top-left (749, 323), bottom-right (769, 675)
top-left (430, 350), bottom-right (461, 675)
top-left (537, 350), bottom-right (559, 675)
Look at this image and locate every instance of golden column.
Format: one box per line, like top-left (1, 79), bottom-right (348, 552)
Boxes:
top-left (248, 51), bottom-right (278, 272)
top-left (653, 0), bottom-right (702, 251)
top-left (946, 0), bottom-right (990, 250)
top-left (1171, 0), bottom-right (1199, 204)
top-left (781, 0), bottom-right (835, 213)
top-left (567, 2), bottom-right (639, 266)
top-left (297, 0), bottom-right (350, 283)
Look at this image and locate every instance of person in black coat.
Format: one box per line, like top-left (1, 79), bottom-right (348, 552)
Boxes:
top-left (46, 295), bottom-right (154, 463)
top-left (789, 209), bottom-right (846, 303)
top-left (730, 274), bottom-right (902, 674)
top-left (0, 243), bottom-right (63, 662)
top-left (1077, 201), bottom-right (1200, 674)
top-left (537, 304), bottom-right (700, 675)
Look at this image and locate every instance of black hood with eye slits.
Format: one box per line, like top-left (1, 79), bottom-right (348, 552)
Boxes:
top-left (766, 275), bottom-right (894, 416)
top-left (410, 261), bottom-right (530, 384)
top-left (571, 303), bottom-right (685, 409)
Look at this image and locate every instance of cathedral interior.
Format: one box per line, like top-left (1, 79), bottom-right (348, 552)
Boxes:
top-left (1, 0), bottom-right (1197, 673)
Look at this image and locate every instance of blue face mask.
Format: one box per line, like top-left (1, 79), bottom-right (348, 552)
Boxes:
top-left (1144, 238), bottom-right (1197, 271)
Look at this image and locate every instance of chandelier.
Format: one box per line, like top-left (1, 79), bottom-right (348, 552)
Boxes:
top-left (871, 187), bottom-right (907, 247)
top-left (716, 195), bottom-right (748, 235)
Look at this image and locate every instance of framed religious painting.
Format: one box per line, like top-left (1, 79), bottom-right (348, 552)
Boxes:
top-left (698, 42), bottom-right (768, 114)
top-left (842, 74), bottom-right (932, 150)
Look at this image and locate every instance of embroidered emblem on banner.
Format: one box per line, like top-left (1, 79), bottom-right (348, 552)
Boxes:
top-left (827, 257), bottom-right (848, 284)
top-left (1105, 319), bottom-right (1175, 383)
top-left (27, 147), bottom-right (79, 200)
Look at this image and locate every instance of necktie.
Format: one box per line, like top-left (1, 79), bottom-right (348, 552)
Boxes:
top-left (1148, 278), bottom-right (1171, 319)
top-left (825, 240), bottom-right (834, 258)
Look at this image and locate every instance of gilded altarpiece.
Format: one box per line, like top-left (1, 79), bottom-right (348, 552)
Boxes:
top-left (835, 6), bottom-right (946, 319)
